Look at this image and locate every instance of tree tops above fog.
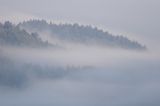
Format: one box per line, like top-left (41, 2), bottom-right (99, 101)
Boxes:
top-left (0, 21), bottom-right (52, 47)
top-left (19, 20), bottom-right (146, 50)
top-left (0, 20), bottom-right (146, 50)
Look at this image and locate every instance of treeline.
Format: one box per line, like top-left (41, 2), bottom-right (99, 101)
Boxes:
top-left (19, 19), bottom-right (146, 50)
top-left (0, 21), bottom-right (52, 48)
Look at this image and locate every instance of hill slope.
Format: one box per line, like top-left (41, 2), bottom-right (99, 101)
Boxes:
top-left (0, 21), bottom-right (52, 48)
top-left (19, 20), bottom-right (146, 50)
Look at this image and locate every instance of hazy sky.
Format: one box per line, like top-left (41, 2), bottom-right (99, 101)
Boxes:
top-left (0, 0), bottom-right (160, 47)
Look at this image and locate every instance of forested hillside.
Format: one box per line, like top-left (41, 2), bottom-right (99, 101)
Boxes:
top-left (0, 21), bottom-right (52, 48)
top-left (19, 20), bottom-right (146, 50)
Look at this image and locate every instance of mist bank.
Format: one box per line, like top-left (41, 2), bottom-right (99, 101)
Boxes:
top-left (0, 49), bottom-right (91, 88)
top-left (0, 46), bottom-right (159, 106)
top-left (0, 44), bottom-right (156, 89)
top-left (0, 45), bottom-right (151, 67)
top-left (0, 45), bottom-right (160, 106)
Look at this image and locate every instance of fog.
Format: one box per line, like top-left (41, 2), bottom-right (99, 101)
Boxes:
top-left (0, 0), bottom-right (160, 105)
top-left (0, 43), bottom-right (160, 106)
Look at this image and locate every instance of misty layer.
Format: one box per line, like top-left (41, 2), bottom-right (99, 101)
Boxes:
top-left (0, 46), bottom-right (160, 106)
top-left (0, 44), bottom-right (151, 89)
top-left (0, 53), bottom-right (91, 88)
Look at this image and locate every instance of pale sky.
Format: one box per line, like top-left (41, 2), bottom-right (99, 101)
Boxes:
top-left (0, 0), bottom-right (160, 47)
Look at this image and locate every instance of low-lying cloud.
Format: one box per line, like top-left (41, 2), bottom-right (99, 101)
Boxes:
top-left (0, 45), bottom-right (160, 106)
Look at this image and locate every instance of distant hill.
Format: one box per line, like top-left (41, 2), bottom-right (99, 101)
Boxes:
top-left (19, 20), bottom-right (146, 50)
top-left (0, 21), bottom-right (52, 48)
top-left (0, 54), bottom-right (92, 88)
